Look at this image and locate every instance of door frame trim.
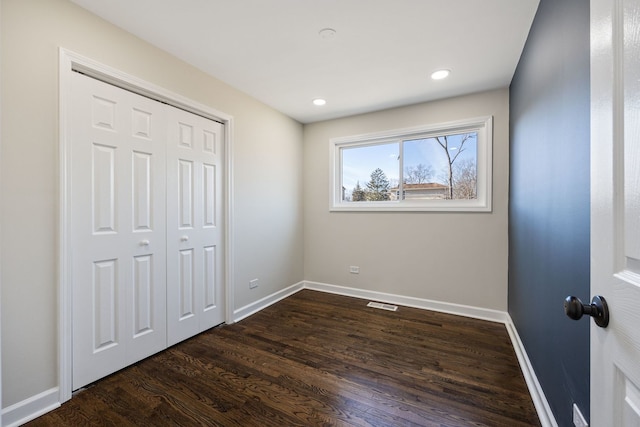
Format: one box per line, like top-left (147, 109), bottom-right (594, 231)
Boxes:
top-left (58, 48), bottom-right (235, 403)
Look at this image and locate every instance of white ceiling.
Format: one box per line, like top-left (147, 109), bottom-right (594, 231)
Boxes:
top-left (70, 0), bottom-right (539, 124)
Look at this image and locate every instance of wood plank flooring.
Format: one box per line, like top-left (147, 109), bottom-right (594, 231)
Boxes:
top-left (27, 290), bottom-right (540, 426)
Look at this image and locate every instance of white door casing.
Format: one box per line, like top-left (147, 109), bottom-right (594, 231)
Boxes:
top-left (167, 105), bottom-right (225, 346)
top-left (591, 0), bottom-right (640, 425)
top-left (70, 72), bottom-right (168, 389)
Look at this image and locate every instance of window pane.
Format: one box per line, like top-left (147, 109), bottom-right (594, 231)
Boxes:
top-left (402, 132), bottom-right (477, 200)
top-left (330, 117), bottom-right (491, 211)
top-left (341, 142), bottom-right (399, 202)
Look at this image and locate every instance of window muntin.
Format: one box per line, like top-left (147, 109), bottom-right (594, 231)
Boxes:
top-left (330, 117), bottom-right (492, 212)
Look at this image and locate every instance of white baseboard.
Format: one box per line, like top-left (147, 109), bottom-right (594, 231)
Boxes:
top-left (302, 280), bottom-right (510, 323)
top-left (2, 387), bottom-right (60, 427)
top-left (505, 315), bottom-right (558, 427)
top-left (233, 281), bottom-right (304, 322)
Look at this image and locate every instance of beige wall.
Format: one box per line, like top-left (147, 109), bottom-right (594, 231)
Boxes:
top-left (303, 89), bottom-right (509, 311)
top-left (0, 0), bottom-right (304, 407)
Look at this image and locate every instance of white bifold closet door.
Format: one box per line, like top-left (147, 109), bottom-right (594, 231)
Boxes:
top-left (70, 72), bottom-right (224, 390)
top-left (71, 72), bottom-right (168, 389)
top-left (166, 105), bottom-right (224, 346)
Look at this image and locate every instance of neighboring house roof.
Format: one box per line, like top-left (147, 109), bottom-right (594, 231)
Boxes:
top-left (390, 183), bottom-right (449, 191)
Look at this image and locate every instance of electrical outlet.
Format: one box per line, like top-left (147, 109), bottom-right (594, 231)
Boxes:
top-left (349, 266), bottom-right (360, 274)
top-left (249, 279), bottom-right (259, 289)
top-left (573, 403), bottom-right (588, 427)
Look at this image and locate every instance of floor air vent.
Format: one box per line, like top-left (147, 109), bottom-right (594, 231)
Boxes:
top-left (367, 301), bottom-right (398, 311)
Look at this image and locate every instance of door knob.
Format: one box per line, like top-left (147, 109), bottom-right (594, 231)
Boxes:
top-left (139, 239), bottom-right (150, 246)
top-left (180, 235), bottom-right (189, 242)
top-left (564, 295), bottom-right (609, 328)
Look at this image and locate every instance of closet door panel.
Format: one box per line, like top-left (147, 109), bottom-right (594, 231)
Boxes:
top-left (71, 72), bottom-right (167, 389)
top-left (125, 91), bottom-right (168, 367)
top-left (167, 107), bottom-right (224, 346)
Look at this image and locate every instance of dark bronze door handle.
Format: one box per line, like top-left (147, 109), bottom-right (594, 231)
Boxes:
top-left (564, 295), bottom-right (609, 328)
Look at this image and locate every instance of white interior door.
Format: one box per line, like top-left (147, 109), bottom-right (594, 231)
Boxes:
top-left (166, 105), bottom-right (225, 346)
top-left (591, 0), bottom-right (640, 424)
top-left (71, 72), bottom-right (167, 389)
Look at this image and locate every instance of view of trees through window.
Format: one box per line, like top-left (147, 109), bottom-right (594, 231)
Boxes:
top-left (341, 132), bottom-right (478, 202)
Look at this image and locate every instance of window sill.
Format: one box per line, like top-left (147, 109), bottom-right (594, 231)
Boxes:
top-left (330, 200), bottom-right (492, 212)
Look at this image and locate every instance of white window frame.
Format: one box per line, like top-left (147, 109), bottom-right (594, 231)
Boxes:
top-left (329, 116), bottom-right (493, 212)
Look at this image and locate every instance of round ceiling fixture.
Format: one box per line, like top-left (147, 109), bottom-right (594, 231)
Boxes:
top-left (431, 69), bottom-right (451, 80)
top-left (318, 28), bottom-right (337, 40)
top-left (313, 98), bottom-right (327, 106)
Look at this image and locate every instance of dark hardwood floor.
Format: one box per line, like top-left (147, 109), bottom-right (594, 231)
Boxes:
top-left (27, 290), bottom-right (540, 426)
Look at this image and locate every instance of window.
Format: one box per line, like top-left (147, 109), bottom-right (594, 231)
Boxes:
top-left (330, 116), bottom-right (492, 212)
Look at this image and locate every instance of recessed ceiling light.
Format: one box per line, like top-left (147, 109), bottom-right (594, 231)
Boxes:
top-left (313, 98), bottom-right (327, 106)
top-left (431, 69), bottom-right (451, 80)
top-left (318, 28), bottom-right (336, 40)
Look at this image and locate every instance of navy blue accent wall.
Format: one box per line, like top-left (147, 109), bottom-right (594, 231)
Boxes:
top-left (509, 0), bottom-right (590, 425)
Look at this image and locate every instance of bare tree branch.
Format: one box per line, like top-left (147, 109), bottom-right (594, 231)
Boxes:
top-left (435, 133), bottom-right (476, 199)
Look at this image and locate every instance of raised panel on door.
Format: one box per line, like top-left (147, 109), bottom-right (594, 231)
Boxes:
top-left (179, 159), bottom-right (195, 228)
top-left (92, 259), bottom-right (119, 352)
top-left (167, 106), bottom-right (224, 346)
top-left (71, 72), bottom-right (167, 389)
top-left (132, 255), bottom-right (153, 336)
top-left (203, 246), bottom-right (217, 310)
top-left (132, 151), bottom-right (152, 231)
top-left (92, 144), bottom-right (117, 233)
top-left (179, 248), bottom-right (196, 320)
